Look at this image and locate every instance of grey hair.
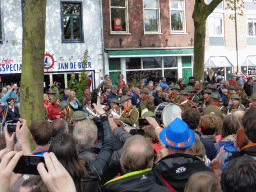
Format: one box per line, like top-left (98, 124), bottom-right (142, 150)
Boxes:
top-left (178, 78), bottom-right (183, 83)
top-left (111, 85), bottom-right (118, 89)
top-left (73, 119), bottom-right (97, 148)
top-left (155, 87), bottom-right (162, 92)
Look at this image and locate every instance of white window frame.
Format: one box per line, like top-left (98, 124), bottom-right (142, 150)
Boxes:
top-left (109, 0), bottom-right (129, 34)
top-left (143, 0), bottom-right (161, 34)
top-left (208, 13), bottom-right (224, 37)
top-left (247, 17), bottom-right (256, 36)
top-left (170, 0), bottom-right (186, 34)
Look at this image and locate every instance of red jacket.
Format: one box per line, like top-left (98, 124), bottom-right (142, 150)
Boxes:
top-left (44, 101), bottom-right (51, 109)
top-left (48, 104), bottom-right (64, 120)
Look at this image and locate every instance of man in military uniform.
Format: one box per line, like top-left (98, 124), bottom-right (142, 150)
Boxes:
top-left (235, 84), bottom-right (249, 107)
top-left (108, 98), bottom-right (121, 116)
top-left (139, 88), bottom-right (155, 114)
top-left (224, 85), bottom-right (235, 107)
top-left (113, 95), bottom-right (139, 127)
top-left (209, 92), bottom-right (227, 115)
top-left (169, 85), bottom-right (180, 104)
top-left (205, 84), bottom-right (213, 93)
top-left (227, 94), bottom-right (245, 113)
top-left (199, 89), bottom-right (211, 109)
top-left (249, 93), bottom-right (256, 108)
top-left (185, 86), bottom-right (199, 104)
top-left (59, 100), bottom-right (74, 130)
top-left (178, 90), bottom-right (196, 112)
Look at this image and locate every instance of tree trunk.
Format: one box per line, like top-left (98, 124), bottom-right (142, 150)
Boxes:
top-left (21, 0), bottom-right (47, 126)
top-left (193, 19), bottom-right (206, 81)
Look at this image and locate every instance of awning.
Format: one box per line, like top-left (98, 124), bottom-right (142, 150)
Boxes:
top-left (108, 48), bottom-right (194, 58)
top-left (205, 56), bottom-right (233, 68)
top-left (242, 56), bottom-right (256, 66)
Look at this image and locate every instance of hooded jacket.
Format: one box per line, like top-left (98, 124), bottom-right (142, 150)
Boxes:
top-left (103, 168), bottom-right (170, 192)
top-left (153, 153), bottom-right (213, 192)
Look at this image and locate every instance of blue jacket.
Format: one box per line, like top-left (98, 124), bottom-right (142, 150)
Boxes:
top-left (59, 94), bottom-right (68, 102)
top-left (160, 82), bottom-right (169, 87)
top-left (106, 92), bottom-right (119, 107)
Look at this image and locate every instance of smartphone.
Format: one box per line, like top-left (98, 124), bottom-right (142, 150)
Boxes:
top-left (14, 155), bottom-right (45, 175)
top-left (139, 118), bottom-right (150, 126)
top-left (91, 91), bottom-right (98, 109)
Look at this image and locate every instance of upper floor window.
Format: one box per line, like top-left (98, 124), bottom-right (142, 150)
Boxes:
top-left (110, 0), bottom-right (129, 34)
top-left (248, 18), bottom-right (256, 36)
top-left (208, 14), bottom-right (224, 37)
top-left (143, 0), bottom-right (161, 33)
top-left (170, 0), bottom-right (186, 33)
top-left (61, 2), bottom-right (84, 43)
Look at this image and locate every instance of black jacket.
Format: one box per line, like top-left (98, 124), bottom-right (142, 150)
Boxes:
top-left (153, 153), bottom-right (213, 192)
top-left (195, 131), bottom-right (217, 161)
top-left (131, 93), bottom-right (141, 108)
top-left (79, 116), bottom-right (115, 192)
top-left (244, 82), bottom-right (252, 97)
top-left (6, 106), bottom-right (20, 121)
top-left (103, 168), bottom-right (170, 192)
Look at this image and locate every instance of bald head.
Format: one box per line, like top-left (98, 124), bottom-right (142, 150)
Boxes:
top-left (121, 135), bottom-right (154, 174)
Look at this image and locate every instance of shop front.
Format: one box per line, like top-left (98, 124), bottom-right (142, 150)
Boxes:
top-left (105, 48), bottom-right (194, 85)
top-left (242, 56), bottom-right (256, 76)
top-left (205, 56), bottom-right (233, 81)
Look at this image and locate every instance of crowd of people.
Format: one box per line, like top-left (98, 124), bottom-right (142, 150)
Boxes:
top-left (1, 71), bottom-right (256, 192)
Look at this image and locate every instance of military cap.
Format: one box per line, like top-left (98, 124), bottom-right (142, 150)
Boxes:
top-left (210, 92), bottom-right (221, 100)
top-left (222, 89), bottom-right (228, 93)
top-left (234, 85), bottom-right (240, 91)
top-left (204, 89), bottom-right (212, 94)
top-left (185, 86), bottom-right (194, 92)
top-left (230, 94), bottom-right (240, 100)
top-left (119, 95), bottom-right (131, 103)
top-left (71, 111), bottom-right (87, 120)
top-left (251, 93), bottom-right (256, 100)
top-left (171, 85), bottom-right (180, 90)
top-left (141, 111), bottom-right (155, 118)
top-left (59, 100), bottom-right (69, 110)
top-left (110, 98), bottom-right (120, 104)
top-left (140, 88), bottom-right (149, 94)
top-left (227, 85), bottom-right (235, 90)
top-left (179, 90), bottom-right (189, 95)
top-left (203, 105), bottom-right (223, 119)
top-left (206, 84), bottom-right (213, 89)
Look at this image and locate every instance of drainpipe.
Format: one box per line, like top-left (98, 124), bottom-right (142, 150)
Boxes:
top-left (100, 0), bottom-right (106, 76)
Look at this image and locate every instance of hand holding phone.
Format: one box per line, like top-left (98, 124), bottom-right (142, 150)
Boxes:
top-left (0, 149), bottom-right (23, 192)
top-left (37, 152), bottom-right (76, 192)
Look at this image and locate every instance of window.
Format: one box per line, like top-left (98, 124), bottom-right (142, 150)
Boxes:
top-left (21, 0), bottom-right (25, 26)
top-left (209, 14), bottom-right (223, 37)
top-left (0, 0), bottom-right (2, 44)
top-left (170, 0), bottom-right (185, 33)
top-left (110, 0), bottom-right (129, 34)
top-left (143, 0), bottom-right (161, 33)
top-left (61, 2), bottom-right (84, 43)
top-left (248, 18), bottom-right (256, 36)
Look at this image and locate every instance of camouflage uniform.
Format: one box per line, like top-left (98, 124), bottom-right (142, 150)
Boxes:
top-left (199, 89), bottom-right (212, 108)
top-left (169, 85), bottom-right (180, 104)
top-left (227, 94), bottom-right (245, 113)
top-left (224, 86), bottom-right (235, 107)
top-left (235, 87), bottom-right (249, 107)
top-left (178, 90), bottom-right (196, 112)
top-left (185, 86), bottom-right (199, 105)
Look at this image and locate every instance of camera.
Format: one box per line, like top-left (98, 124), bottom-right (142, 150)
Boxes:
top-left (91, 91), bottom-right (98, 109)
top-left (139, 118), bottom-right (150, 126)
top-left (7, 120), bottom-right (22, 133)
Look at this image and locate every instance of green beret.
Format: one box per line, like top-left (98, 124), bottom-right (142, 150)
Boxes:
top-left (230, 94), bottom-right (240, 99)
top-left (206, 84), bottom-right (213, 89)
top-left (71, 111), bottom-right (87, 120)
top-left (110, 98), bottom-right (120, 104)
top-left (59, 101), bottom-right (69, 110)
top-left (185, 86), bottom-right (194, 92)
top-left (210, 92), bottom-right (221, 100)
top-left (203, 105), bottom-right (223, 119)
top-left (204, 89), bottom-right (212, 94)
top-left (120, 95), bottom-right (131, 103)
top-left (179, 90), bottom-right (189, 95)
top-left (171, 85), bottom-right (180, 90)
top-left (140, 88), bottom-right (149, 94)
top-left (227, 85), bottom-right (235, 90)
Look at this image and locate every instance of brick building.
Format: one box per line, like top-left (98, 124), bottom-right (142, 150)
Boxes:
top-left (102, 0), bottom-right (195, 84)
